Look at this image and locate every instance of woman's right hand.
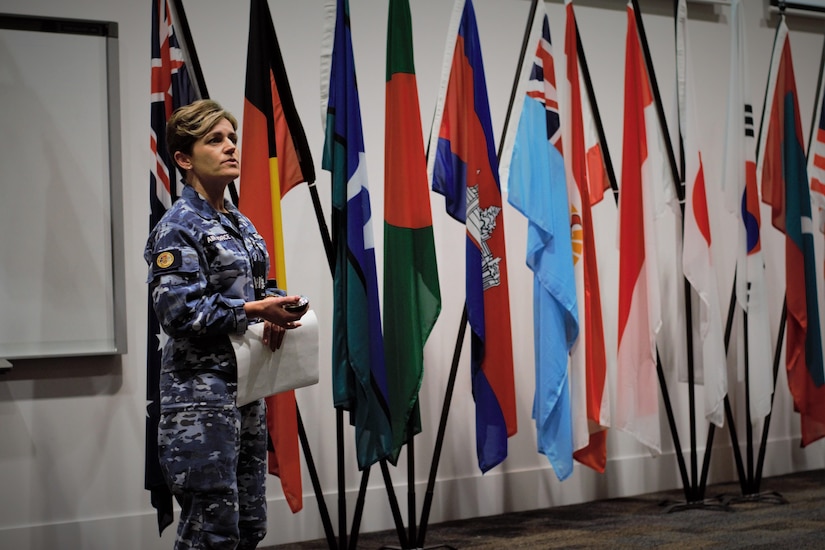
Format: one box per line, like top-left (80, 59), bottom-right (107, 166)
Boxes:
top-left (244, 295), bottom-right (307, 328)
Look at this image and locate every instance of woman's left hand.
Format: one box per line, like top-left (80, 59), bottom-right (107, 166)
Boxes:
top-left (262, 320), bottom-right (286, 351)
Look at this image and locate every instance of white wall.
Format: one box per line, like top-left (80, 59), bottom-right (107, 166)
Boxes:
top-left (1, 0), bottom-right (824, 548)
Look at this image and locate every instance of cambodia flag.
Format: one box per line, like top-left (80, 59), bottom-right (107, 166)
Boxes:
top-left (239, 0), bottom-right (316, 511)
top-left (429, 0), bottom-right (516, 473)
top-left (757, 17), bottom-right (825, 446)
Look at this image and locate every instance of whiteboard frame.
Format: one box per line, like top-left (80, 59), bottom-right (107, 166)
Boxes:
top-left (0, 14), bottom-right (125, 360)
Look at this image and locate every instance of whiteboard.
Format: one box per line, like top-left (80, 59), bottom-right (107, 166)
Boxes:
top-left (0, 15), bottom-right (125, 359)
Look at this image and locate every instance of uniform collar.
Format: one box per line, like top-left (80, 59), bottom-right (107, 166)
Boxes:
top-left (181, 184), bottom-right (239, 221)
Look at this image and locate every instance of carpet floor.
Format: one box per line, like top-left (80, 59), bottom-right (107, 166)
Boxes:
top-left (263, 469), bottom-right (825, 549)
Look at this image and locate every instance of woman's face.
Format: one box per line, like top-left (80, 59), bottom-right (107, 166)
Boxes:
top-left (175, 118), bottom-right (239, 186)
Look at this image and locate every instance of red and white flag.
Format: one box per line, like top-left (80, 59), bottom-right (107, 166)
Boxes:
top-left (676, 0), bottom-right (727, 427)
top-left (615, 2), bottom-right (668, 454)
top-left (562, 0), bottom-right (610, 472)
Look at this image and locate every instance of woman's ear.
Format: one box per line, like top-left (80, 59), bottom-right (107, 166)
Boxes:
top-left (174, 150), bottom-right (191, 171)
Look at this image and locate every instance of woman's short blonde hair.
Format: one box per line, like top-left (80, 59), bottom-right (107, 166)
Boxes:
top-left (166, 99), bottom-right (238, 170)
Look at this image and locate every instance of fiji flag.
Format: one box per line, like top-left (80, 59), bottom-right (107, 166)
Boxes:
top-left (322, 0), bottom-right (393, 469)
top-left (502, 4), bottom-right (578, 481)
top-left (147, 0), bottom-right (198, 533)
top-left (428, 0), bottom-right (516, 473)
top-left (757, 17), bottom-right (825, 446)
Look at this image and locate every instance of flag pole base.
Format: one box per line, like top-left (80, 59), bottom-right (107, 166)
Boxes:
top-left (716, 490), bottom-right (788, 506)
top-left (380, 545), bottom-right (457, 550)
top-left (658, 498), bottom-right (734, 514)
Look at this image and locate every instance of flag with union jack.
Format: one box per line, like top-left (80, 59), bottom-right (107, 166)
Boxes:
top-left (147, 0), bottom-right (200, 533)
top-left (503, 2), bottom-right (578, 481)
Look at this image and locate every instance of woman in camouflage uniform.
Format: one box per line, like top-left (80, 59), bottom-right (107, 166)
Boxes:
top-left (145, 99), bottom-right (307, 549)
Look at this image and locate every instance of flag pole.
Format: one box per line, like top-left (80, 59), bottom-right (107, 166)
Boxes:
top-left (719, 278), bottom-right (749, 496)
top-left (416, 2), bottom-right (538, 547)
top-left (170, 0), bottom-right (208, 98)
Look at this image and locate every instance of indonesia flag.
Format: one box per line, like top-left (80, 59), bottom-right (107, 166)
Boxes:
top-left (615, 2), bottom-right (665, 455)
top-left (676, 0), bottom-right (727, 427)
top-left (562, 0), bottom-right (609, 473)
top-left (721, 0), bottom-right (772, 423)
top-left (757, 17), bottom-right (825, 446)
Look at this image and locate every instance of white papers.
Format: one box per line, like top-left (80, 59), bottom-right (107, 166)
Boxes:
top-left (231, 310), bottom-right (319, 406)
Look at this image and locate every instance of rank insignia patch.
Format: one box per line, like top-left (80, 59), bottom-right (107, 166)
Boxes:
top-left (154, 250), bottom-right (181, 270)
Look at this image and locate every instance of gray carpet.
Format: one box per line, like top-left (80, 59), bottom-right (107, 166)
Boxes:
top-left (264, 469), bottom-right (825, 549)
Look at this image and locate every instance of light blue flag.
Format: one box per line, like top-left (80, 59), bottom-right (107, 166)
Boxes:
top-left (506, 15), bottom-right (579, 481)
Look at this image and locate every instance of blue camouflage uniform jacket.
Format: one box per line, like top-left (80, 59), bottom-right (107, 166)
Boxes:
top-left (144, 184), bottom-right (268, 379)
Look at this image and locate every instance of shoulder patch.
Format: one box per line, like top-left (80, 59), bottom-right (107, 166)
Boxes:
top-left (154, 250), bottom-right (182, 270)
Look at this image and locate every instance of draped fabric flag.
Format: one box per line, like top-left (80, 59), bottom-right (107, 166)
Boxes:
top-left (721, 0), bottom-right (772, 423)
top-left (810, 44), bottom-right (825, 387)
top-left (428, 0), bottom-right (516, 473)
top-left (239, 0), bottom-right (317, 512)
top-left (563, 0), bottom-right (610, 472)
top-left (676, 0), bottom-right (727, 427)
top-left (810, 42), bottom-right (825, 229)
top-left (383, 0), bottom-right (441, 462)
top-left (615, 2), bottom-right (665, 455)
top-left (757, 18), bottom-right (825, 446)
top-left (148, 0), bottom-right (198, 532)
top-left (503, 3), bottom-right (578, 481)
top-left (322, 0), bottom-right (393, 469)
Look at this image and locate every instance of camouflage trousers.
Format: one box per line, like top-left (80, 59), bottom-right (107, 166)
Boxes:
top-left (159, 369), bottom-right (267, 549)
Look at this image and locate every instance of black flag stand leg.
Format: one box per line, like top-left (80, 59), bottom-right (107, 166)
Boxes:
top-left (416, 305), bottom-right (468, 550)
top-left (717, 300), bottom-right (788, 505)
